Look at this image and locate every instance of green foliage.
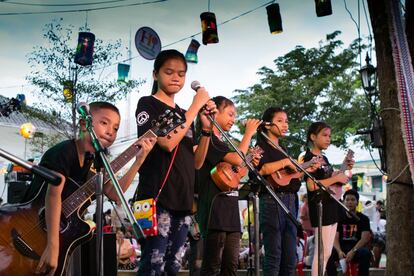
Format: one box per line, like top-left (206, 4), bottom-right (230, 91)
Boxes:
top-left (25, 18), bottom-right (144, 139)
top-left (233, 31), bottom-right (371, 157)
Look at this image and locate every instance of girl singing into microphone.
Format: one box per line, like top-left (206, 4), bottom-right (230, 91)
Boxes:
top-left (254, 107), bottom-right (304, 275)
top-left (134, 49), bottom-right (216, 275)
top-left (197, 96), bottom-right (261, 275)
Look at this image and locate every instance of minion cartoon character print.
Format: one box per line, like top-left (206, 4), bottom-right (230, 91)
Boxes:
top-left (133, 198), bottom-right (158, 236)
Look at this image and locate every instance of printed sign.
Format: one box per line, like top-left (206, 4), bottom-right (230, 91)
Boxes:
top-left (135, 26), bottom-right (162, 60)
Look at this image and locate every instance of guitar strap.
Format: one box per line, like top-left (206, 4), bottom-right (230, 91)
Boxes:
top-left (155, 144), bottom-right (179, 201)
top-left (133, 145), bottom-right (179, 237)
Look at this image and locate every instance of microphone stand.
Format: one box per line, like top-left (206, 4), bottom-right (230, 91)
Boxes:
top-left (0, 148), bottom-right (62, 186)
top-left (206, 114), bottom-right (301, 276)
top-left (83, 115), bottom-right (145, 276)
top-left (258, 130), bottom-right (359, 276)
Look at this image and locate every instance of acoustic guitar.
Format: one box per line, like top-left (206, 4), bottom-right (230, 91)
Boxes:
top-left (210, 146), bottom-right (263, 192)
top-left (0, 109), bottom-right (184, 276)
top-left (268, 156), bottom-right (323, 187)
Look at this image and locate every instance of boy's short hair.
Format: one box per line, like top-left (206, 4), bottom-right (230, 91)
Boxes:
top-left (89, 101), bottom-right (120, 116)
top-left (343, 189), bottom-right (359, 202)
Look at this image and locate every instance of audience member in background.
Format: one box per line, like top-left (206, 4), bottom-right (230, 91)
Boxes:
top-left (116, 228), bottom-right (137, 270)
top-left (327, 189), bottom-right (372, 276)
top-left (300, 194), bottom-right (313, 236)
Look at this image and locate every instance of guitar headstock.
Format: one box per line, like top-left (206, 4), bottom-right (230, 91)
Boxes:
top-left (150, 109), bottom-right (186, 138)
top-left (249, 145), bottom-right (264, 156)
top-left (346, 149), bottom-right (355, 159)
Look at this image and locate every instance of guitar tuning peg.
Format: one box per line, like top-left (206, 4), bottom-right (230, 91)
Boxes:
top-left (174, 129), bottom-right (178, 134)
top-left (167, 134), bottom-right (172, 139)
top-left (180, 124), bottom-right (186, 129)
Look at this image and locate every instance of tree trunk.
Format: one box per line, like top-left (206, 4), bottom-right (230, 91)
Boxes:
top-left (366, 0), bottom-right (414, 275)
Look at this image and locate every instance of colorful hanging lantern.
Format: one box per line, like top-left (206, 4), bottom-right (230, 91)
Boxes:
top-left (315, 0), bottom-right (332, 17)
top-left (63, 80), bottom-right (73, 101)
top-left (185, 39), bottom-right (201, 63)
top-left (266, 3), bottom-right (283, 34)
top-left (20, 123), bottom-right (36, 139)
top-left (117, 63), bottom-right (130, 83)
top-left (74, 32), bottom-right (95, 66)
top-left (200, 12), bottom-right (219, 45)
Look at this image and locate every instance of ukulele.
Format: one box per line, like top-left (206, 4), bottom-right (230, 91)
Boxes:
top-left (210, 146), bottom-right (263, 192)
top-left (329, 149), bottom-right (355, 199)
top-left (268, 156), bottom-right (323, 187)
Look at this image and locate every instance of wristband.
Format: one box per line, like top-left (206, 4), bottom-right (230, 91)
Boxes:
top-left (200, 129), bottom-right (212, 137)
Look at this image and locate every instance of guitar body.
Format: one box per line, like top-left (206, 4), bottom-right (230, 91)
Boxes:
top-left (210, 162), bottom-right (247, 192)
top-left (0, 182), bottom-right (94, 276)
top-left (268, 169), bottom-right (302, 187)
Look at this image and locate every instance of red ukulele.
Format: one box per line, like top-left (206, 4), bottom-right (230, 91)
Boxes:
top-left (210, 146), bottom-right (263, 192)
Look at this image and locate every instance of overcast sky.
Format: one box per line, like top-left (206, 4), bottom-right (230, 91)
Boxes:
top-left (0, 0), bottom-right (378, 162)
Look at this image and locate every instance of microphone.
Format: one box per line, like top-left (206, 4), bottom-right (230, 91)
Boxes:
top-left (191, 80), bottom-right (202, 92)
top-left (77, 102), bottom-right (91, 119)
top-left (241, 120), bottom-right (274, 127)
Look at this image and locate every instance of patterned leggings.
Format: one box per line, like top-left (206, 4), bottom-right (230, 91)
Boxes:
top-left (138, 206), bottom-right (191, 276)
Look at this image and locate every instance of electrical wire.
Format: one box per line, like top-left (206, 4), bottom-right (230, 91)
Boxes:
top-left (0, 0), bottom-right (167, 16)
top-left (387, 163), bottom-right (409, 185)
top-left (92, 0), bottom-right (274, 72)
top-left (1, 0), bottom-right (131, 7)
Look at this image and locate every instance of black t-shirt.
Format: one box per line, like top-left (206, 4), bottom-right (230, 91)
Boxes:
top-left (337, 212), bottom-right (371, 253)
top-left (197, 135), bottom-right (241, 236)
top-left (22, 139), bottom-right (93, 204)
top-left (255, 139), bottom-right (301, 193)
top-left (135, 96), bottom-right (195, 213)
top-left (303, 150), bottom-right (338, 227)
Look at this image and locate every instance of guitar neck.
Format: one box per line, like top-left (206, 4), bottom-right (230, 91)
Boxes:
top-left (61, 130), bottom-right (158, 217)
top-left (339, 150), bottom-right (354, 172)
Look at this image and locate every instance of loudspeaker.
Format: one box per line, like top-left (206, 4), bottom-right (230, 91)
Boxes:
top-left (7, 181), bottom-right (30, 204)
top-left (81, 233), bottom-right (117, 276)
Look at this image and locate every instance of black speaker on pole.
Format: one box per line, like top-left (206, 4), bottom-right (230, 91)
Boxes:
top-left (81, 233), bottom-right (117, 276)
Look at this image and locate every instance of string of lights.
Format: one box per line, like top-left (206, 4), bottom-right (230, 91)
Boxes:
top-left (93, 0), bottom-right (274, 71)
top-left (0, 0), bottom-right (167, 16)
top-left (0, 0), bottom-right (131, 7)
top-left (0, 0), bottom-right (274, 91)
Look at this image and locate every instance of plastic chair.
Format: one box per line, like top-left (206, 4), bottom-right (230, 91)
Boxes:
top-left (347, 261), bottom-right (359, 276)
top-left (296, 231), bottom-right (308, 276)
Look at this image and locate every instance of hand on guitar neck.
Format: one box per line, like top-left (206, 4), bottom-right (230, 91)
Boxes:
top-left (268, 156), bottom-right (323, 187)
top-left (330, 149), bottom-right (355, 199)
top-left (210, 146), bottom-right (263, 192)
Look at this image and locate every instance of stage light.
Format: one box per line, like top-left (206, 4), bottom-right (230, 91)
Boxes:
top-left (315, 0), bottom-right (332, 17)
top-left (266, 3), bottom-right (283, 34)
top-left (200, 12), bottom-right (219, 45)
top-left (185, 39), bottom-right (201, 63)
top-left (74, 32), bottom-right (95, 66)
top-left (117, 63), bottom-right (130, 83)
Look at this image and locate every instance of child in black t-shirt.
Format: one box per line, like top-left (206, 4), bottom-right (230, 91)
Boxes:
top-left (303, 121), bottom-right (352, 276)
top-left (197, 96), bottom-right (261, 275)
top-left (328, 189), bottom-right (372, 276)
top-left (135, 50), bottom-right (216, 275)
top-left (36, 102), bottom-right (155, 275)
top-left (255, 107), bottom-right (310, 275)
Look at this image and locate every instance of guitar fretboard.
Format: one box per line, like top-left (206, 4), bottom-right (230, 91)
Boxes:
top-left (61, 130), bottom-right (157, 217)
